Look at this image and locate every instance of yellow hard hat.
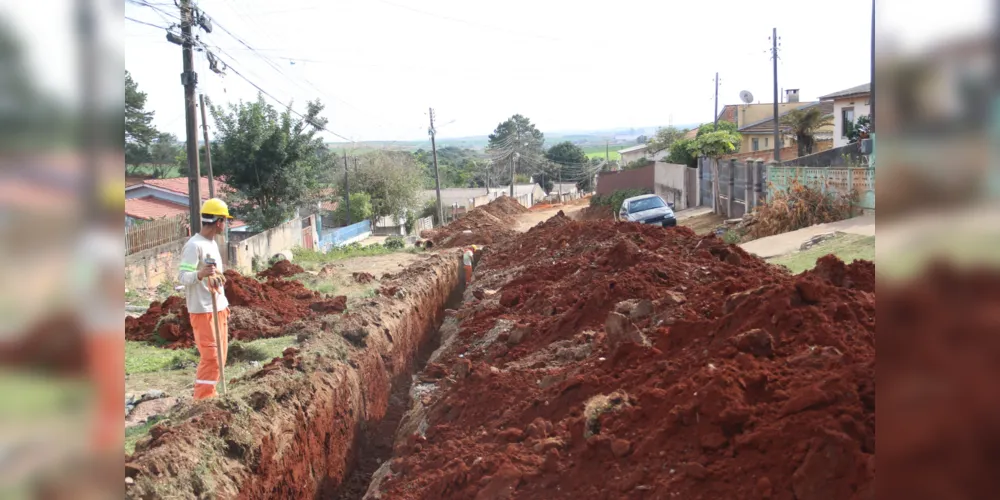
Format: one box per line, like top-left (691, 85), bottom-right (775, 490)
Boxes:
top-left (201, 198), bottom-right (233, 219)
top-left (102, 181), bottom-right (125, 210)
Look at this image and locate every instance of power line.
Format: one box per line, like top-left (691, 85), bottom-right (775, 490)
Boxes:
top-left (124, 16), bottom-right (169, 30)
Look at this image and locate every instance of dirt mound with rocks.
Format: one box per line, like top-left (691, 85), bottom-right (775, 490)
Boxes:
top-left (125, 270), bottom-right (346, 348)
top-left (573, 205), bottom-right (614, 221)
top-left (425, 196), bottom-right (529, 249)
top-left (256, 260), bottom-right (304, 279)
top-left (373, 215), bottom-right (875, 499)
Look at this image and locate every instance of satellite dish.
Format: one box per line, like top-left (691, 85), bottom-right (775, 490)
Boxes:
top-left (739, 90), bottom-right (754, 104)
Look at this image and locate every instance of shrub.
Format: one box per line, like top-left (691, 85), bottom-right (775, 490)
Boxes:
top-left (384, 236), bottom-right (405, 249)
top-left (745, 181), bottom-right (858, 241)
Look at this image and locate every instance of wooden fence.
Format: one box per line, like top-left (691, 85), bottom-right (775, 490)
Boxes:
top-left (125, 216), bottom-right (188, 255)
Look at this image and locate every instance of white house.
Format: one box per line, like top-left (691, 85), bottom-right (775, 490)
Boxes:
top-left (617, 143), bottom-right (668, 168)
top-left (819, 83), bottom-right (871, 149)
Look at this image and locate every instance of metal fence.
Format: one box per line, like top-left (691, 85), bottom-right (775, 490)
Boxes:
top-left (125, 216), bottom-right (188, 255)
top-left (698, 158), bottom-right (715, 208)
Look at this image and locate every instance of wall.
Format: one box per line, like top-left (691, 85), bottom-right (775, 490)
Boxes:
top-left (596, 164), bottom-right (655, 196)
top-left (125, 238), bottom-right (186, 291)
top-left (780, 143), bottom-right (864, 167)
top-left (724, 139), bottom-right (834, 163)
top-left (653, 162), bottom-right (694, 210)
top-left (739, 132), bottom-right (794, 154)
top-left (319, 220), bottom-right (372, 250)
top-left (832, 95), bottom-right (872, 148)
top-left (229, 216), bottom-right (310, 273)
top-left (738, 102), bottom-right (807, 127)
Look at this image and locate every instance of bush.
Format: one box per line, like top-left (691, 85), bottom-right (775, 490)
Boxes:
top-left (744, 181), bottom-right (858, 241)
top-left (590, 189), bottom-right (652, 212)
top-left (384, 236), bottom-right (405, 249)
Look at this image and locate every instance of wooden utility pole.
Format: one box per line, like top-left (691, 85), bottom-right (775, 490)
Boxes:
top-left (343, 151), bottom-right (351, 225)
top-left (771, 28), bottom-right (781, 164)
top-left (199, 94), bottom-right (215, 198)
top-left (714, 72), bottom-right (720, 129)
top-left (429, 108), bottom-right (444, 225)
top-left (511, 128), bottom-right (520, 197)
top-left (181, 0), bottom-right (202, 232)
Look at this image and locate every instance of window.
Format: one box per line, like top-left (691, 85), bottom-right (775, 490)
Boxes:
top-left (842, 107), bottom-right (855, 137)
top-left (752, 138), bottom-right (760, 151)
top-left (764, 137), bottom-right (769, 149)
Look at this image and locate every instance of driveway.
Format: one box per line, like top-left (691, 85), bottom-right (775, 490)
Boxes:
top-left (739, 214), bottom-right (875, 259)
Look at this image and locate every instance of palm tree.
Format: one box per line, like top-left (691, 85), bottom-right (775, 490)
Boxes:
top-left (781, 107), bottom-right (834, 157)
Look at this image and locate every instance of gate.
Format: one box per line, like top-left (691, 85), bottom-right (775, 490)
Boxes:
top-left (301, 217), bottom-right (315, 250)
top-left (698, 158), bottom-right (714, 208)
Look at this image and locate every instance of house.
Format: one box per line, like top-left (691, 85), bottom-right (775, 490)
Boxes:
top-left (737, 100), bottom-right (835, 156)
top-left (549, 183), bottom-right (578, 196)
top-left (618, 144), bottom-right (668, 168)
top-left (125, 177), bottom-right (248, 230)
top-left (819, 83), bottom-right (871, 148)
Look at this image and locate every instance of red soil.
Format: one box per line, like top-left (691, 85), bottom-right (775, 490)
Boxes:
top-left (427, 196), bottom-right (529, 249)
top-left (377, 214), bottom-right (876, 499)
top-left (125, 270), bottom-right (345, 348)
top-left (256, 260), bottom-right (304, 279)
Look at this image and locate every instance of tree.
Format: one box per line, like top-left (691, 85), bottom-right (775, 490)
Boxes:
top-left (333, 192), bottom-right (373, 225)
top-left (125, 70), bottom-right (157, 165)
top-left (687, 129), bottom-right (741, 208)
top-left (487, 114), bottom-right (545, 185)
top-left (781, 107), bottom-right (833, 157)
top-left (696, 121), bottom-right (739, 138)
top-left (668, 138), bottom-right (698, 168)
top-left (149, 132), bottom-right (181, 164)
top-left (345, 150), bottom-right (422, 221)
top-left (646, 126), bottom-right (687, 156)
top-left (636, 135), bottom-right (648, 144)
top-left (846, 115), bottom-right (871, 144)
top-left (209, 93), bottom-right (329, 231)
top-left (544, 141), bottom-right (588, 193)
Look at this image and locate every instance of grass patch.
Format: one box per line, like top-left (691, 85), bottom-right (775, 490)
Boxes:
top-left (125, 415), bottom-right (165, 455)
top-left (0, 372), bottom-right (89, 420)
top-left (126, 341), bottom-right (199, 374)
top-left (582, 145), bottom-right (622, 161)
top-left (292, 244), bottom-right (421, 271)
top-left (768, 233), bottom-right (875, 274)
top-left (228, 336), bottom-right (296, 364)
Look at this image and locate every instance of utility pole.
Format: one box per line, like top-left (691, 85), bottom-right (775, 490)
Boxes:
top-left (511, 128), bottom-right (520, 197)
top-left (180, 0), bottom-right (202, 232)
top-left (869, 0), bottom-right (875, 129)
top-left (558, 164), bottom-right (563, 199)
top-left (713, 72), bottom-right (720, 129)
top-left (199, 94), bottom-right (215, 198)
top-left (429, 108), bottom-right (444, 225)
top-left (343, 151), bottom-right (351, 225)
top-left (77, 0), bottom-right (98, 219)
top-left (771, 28), bottom-right (781, 164)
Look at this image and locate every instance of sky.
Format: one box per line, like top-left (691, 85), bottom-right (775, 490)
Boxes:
top-left (8, 0), bottom-right (988, 144)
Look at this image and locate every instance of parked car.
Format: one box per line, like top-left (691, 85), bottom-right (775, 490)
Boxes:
top-left (618, 194), bottom-right (677, 227)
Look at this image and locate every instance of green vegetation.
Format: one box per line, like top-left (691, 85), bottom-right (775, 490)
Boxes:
top-left (781, 107), bottom-right (834, 157)
top-left (227, 337), bottom-right (296, 364)
top-left (332, 192), bottom-right (373, 226)
top-left (292, 243), bottom-right (420, 269)
top-left (590, 189), bottom-right (652, 214)
top-left (126, 342), bottom-right (199, 374)
top-left (126, 415), bottom-right (165, 455)
top-left (768, 234), bottom-right (875, 274)
top-left (583, 145), bottom-right (622, 161)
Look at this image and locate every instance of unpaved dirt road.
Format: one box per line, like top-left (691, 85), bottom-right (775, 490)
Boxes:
top-left (514, 198), bottom-right (589, 232)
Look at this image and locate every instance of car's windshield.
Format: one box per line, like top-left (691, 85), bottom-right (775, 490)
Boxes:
top-left (628, 197), bottom-right (666, 213)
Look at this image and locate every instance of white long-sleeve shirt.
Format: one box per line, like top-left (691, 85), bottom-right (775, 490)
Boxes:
top-left (178, 233), bottom-right (229, 314)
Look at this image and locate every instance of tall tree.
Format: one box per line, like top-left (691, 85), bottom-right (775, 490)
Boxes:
top-left (487, 114), bottom-right (545, 186)
top-left (667, 138), bottom-right (698, 168)
top-left (544, 141), bottom-right (589, 192)
top-left (781, 107), bottom-right (833, 157)
top-left (646, 126), bottom-right (687, 156)
top-left (209, 93), bottom-right (329, 231)
top-left (125, 70), bottom-right (157, 165)
top-left (344, 150), bottom-right (423, 221)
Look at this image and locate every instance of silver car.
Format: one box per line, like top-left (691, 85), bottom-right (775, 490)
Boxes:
top-left (618, 194), bottom-right (677, 227)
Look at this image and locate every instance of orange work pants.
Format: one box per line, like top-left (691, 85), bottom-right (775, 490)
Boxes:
top-left (191, 308), bottom-right (230, 400)
top-left (87, 334), bottom-right (124, 453)
top-left (464, 264), bottom-right (473, 285)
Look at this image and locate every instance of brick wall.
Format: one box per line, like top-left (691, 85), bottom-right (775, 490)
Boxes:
top-left (596, 164), bottom-right (655, 195)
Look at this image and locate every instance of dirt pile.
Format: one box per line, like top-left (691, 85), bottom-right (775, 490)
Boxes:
top-left (373, 215), bottom-right (875, 499)
top-left (425, 196), bottom-right (529, 248)
top-left (256, 260), bottom-right (304, 279)
top-left (574, 205), bottom-right (614, 221)
top-left (125, 270), bottom-right (344, 348)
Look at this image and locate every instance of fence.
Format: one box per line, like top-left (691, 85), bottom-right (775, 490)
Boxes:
top-left (700, 158), bottom-right (767, 219)
top-left (228, 215), bottom-right (315, 272)
top-left (768, 166), bottom-right (876, 212)
top-left (318, 220), bottom-right (372, 251)
top-left (125, 216), bottom-right (188, 255)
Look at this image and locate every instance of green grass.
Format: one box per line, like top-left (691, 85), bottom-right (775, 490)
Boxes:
top-left (768, 233), bottom-right (875, 274)
top-left (126, 415), bottom-right (165, 455)
top-left (126, 342), bottom-right (199, 375)
top-left (0, 372), bottom-right (89, 420)
top-left (582, 145), bottom-right (622, 161)
top-left (126, 164), bottom-right (183, 178)
top-left (292, 244), bottom-right (420, 270)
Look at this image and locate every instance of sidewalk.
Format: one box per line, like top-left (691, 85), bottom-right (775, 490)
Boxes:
top-left (739, 214), bottom-right (875, 259)
top-left (674, 206), bottom-right (713, 221)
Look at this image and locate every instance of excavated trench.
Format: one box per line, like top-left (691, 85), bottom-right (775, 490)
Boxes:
top-left (124, 253), bottom-right (472, 499)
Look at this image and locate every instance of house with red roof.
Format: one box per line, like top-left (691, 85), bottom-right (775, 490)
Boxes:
top-left (125, 177), bottom-right (248, 230)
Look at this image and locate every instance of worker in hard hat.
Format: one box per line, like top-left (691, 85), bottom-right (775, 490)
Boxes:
top-left (178, 198), bottom-right (232, 399)
top-left (73, 180), bottom-right (126, 453)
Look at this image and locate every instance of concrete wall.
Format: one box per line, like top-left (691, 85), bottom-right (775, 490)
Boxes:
top-left (653, 162), bottom-right (698, 210)
top-left (780, 143), bottom-right (866, 168)
top-left (125, 238), bottom-right (186, 291)
top-left (832, 95), bottom-right (872, 148)
top-left (229, 216), bottom-right (311, 273)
